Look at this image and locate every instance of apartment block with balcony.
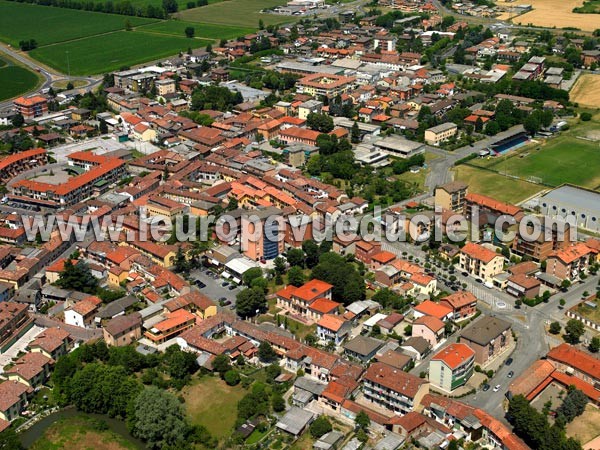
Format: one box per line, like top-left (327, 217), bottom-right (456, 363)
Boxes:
top-left (459, 316), bottom-right (512, 366)
top-left (434, 181), bottom-right (468, 213)
top-left (429, 343), bottom-right (475, 392)
top-left (459, 242), bottom-right (504, 283)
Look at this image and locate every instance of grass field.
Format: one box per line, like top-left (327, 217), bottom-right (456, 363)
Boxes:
top-left (181, 376), bottom-right (246, 439)
top-left (176, 0), bottom-right (289, 27)
top-left (453, 164), bottom-right (544, 203)
top-left (29, 415), bottom-right (138, 450)
top-left (0, 1), bottom-right (156, 47)
top-left (466, 119), bottom-right (600, 191)
top-left (0, 57), bottom-right (41, 102)
top-left (140, 20), bottom-right (254, 40)
top-left (570, 74), bottom-right (600, 109)
top-left (496, 0), bottom-right (600, 31)
top-left (30, 31), bottom-right (211, 75)
top-left (566, 405), bottom-right (600, 445)
top-left (573, 0), bottom-right (600, 13)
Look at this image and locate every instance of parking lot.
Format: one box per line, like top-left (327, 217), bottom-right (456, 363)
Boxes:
top-left (190, 268), bottom-right (242, 311)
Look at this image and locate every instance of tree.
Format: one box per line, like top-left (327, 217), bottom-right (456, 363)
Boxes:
top-left (286, 248), bottom-right (305, 268)
top-left (588, 336), bottom-right (600, 353)
top-left (173, 246), bottom-right (189, 274)
top-left (309, 416), bottom-right (332, 438)
top-left (236, 287), bottom-right (267, 318)
top-left (564, 319), bottom-right (585, 344)
top-left (274, 256), bottom-right (286, 275)
top-left (184, 26), bottom-right (195, 38)
top-left (163, 345), bottom-right (197, 379)
top-left (355, 410), bottom-right (370, 430)
top-left (351, 121), bottom-right (360, 143)
top-left (56, 260), bottom-right (99, 294)
top-left (224, 370), bottom-right (241, 386)
top-left (11, 113), bottom-right (24, 128)
top-left (242, 267), bottom-right (263, 286)
top-left (524, 114), bottom-right (541, 137)
top-left (306, 113), bottom-right (334, 133)
top-left (581, 112), bottom-right (592, 121)
top-left (549, 321), bottom-right (561, 335)
top-left (99, 119), bottom-right (108, 134)
top-left (212, 354), bottom-right (230, 375)
top-left (162, 0), bottom-right (178, 13)
top-left (0, 427), bottom-right (23, 450)
top-left (272, 393), bottom-right (285, 412)
top-left (311, 252), bottom-right (365, 305)
top-left (125, 19), bottom-right (132, 31)
top-left (130, 387), bottom-right (189, 449)
top-left (556, 387), bottom-right (588, 424)
top-left (258, 19), bottom-right (265, 30)
top-left (287, 266), bottom-right (305, 287)
top-left (258, 342), bottom-right (277, 363)
top-left (302, 240), bottom-right (320, 268)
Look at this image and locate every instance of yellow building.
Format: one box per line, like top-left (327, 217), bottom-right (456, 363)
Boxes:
top-left (424, 122), bottom-right (458, 145)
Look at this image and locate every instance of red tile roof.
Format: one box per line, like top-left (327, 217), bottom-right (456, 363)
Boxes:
top-left (547, 343), bottom-right (600, 381)
top-left (466, 193), bottom-right (522, 217)
top-left (549, 243), bottom-right (594, 265)
top-left (309, 298), bottom-right (340, 314)
top-left (431, 343), bottom-right (475, 369)
top-left (317, 314), bottom-right (347, 332)
top-left (441, 291), bottom-right (477, 310)
top-left (461, 242), bottom-right (499, 264)
top-left (414, 300), bottom-right (452, 320)
top-left (364, 362), bottom-right (427, 398)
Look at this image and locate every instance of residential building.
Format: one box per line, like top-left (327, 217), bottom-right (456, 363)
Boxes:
top-left (343, 335), bottom-right (384, 363)
top-left (424, 123), bottom-right (457, 146)
top-left (459, 316), bottom-right (512, 365)
top-left (412, 316), bottom-right (445, 347)
top-left (0, 302), bottom-right (33, 353)
top-left (546, 343), bottom-right (600, 386)
top-left (27, 327), bottom-right (71, 360)
top-left (506, 274), bottom-right (540, 299)
top-left (459, 242), bottom-right (504, 282)
top-left (64, 296), bottom-right (102, 328)
top-left (362, 362), bottom-right (429, 414)
top-left (144, 309), bottom-right (196, 344)
top-left (429, 343), bottom-right (475, 392)
top-left (317, 314), bottom-right (351, 346)
top-left (545, 242), bottom-right (596, 281)
top-left (5, 352), bottom-right (53, 387)
top-left (440, 291), bottom-right (478, 320)
top-left (0, 148), bottom-right (48, 184)
top-left (276, 279), bottom-right (334, 319)
top-left (13, 95), bottom-right (48, 119)
top-left (103, 313), bottom-right (143, 346)
top-left (0, 381), bottom-right (31, 421)
top-left (296, 73), bottom-right (356, 97)
top-left (434, 181), bottom-right (468, 213)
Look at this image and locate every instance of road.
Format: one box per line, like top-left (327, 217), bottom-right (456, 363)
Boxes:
top-left (0, 43), bottom-right (101, 109)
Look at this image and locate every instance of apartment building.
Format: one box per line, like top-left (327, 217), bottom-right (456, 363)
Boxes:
top-left (429, 343), bottom-right (475, 392)
top-left (545, 242), bottom-right (596, 281)
top-left (459, 242), bottom-right (504, 282)
top-left (546, 343), bottom-right (600, 386)
top-left (362, 362), bottom-right (429, 414)
top-left (511, 222), bottom-right (573, 262)
top-left (440, 291), bottom-right (478, 320)
top-left (296, 73), bottom-right (356, 97)
top-left (13, 95), bottom-right (48, 119)
top-left (276, 279), bottom-right (334, 319)
top-left (434, 181), bottom-right (468, 213)
top-left (424, 122), bottom-right (457, 146)
top-left (459, 316), bottom-right (512, 365)
top-left (0, 302), bottom-right (32, 354)
top-left (103, 313), bottom-right (143, 347)
top-left (144, 309), bottom-right (196, 344)
top-left (0, 148), bottom-right (47, 183)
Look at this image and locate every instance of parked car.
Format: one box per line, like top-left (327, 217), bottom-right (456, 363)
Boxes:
top-left (221, 281), bottom-right (229, 287)
top-left (228, 285), bottom-right (236, 290)
top-left (195, 280), bottom-right (206, 288)
top-left (493, 384), bottom-right (501, 392)
top-left (482, 384), bottom-right (490, 392)
top-left (462, 272), bottom-right (469, 277)
top-left (505, 357), bottom-right (513, 366)
top-left (507, 371), bottom-right (514, 378)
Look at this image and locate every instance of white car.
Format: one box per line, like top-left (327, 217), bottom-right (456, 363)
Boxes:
top-left (493, 384), bottom-right (501, 392)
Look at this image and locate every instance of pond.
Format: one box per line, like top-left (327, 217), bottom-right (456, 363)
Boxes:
top-left (19, 408), bottom-right (147, 449)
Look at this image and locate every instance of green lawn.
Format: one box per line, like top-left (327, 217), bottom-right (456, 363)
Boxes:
top-left (0, 1), bottom-right (156, 47)
top-left (176, 0), bottom-right (290, 27)
top-left (29, 414), bottom-right (138, 450)
top-left (140, 20), bottom-right (254, 40)
top-left (573, 0), bottom-right (600, 13)
top-left (0, 62), bottom-right (41, 102)
top-left (181, 376), bottom-right (247, 439)
top-left (30, 31), bottom-right (211, 75)
top-left (453, 164), bottom-right (544, 203)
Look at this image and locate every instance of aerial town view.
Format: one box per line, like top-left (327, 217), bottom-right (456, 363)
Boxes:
top-left (0, 0), bottom-right (599, 448)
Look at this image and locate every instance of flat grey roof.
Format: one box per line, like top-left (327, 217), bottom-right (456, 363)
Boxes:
top-left (541, 185), bottom-right (600, 216)
top-left (276, 407), bottom-right (314, 435)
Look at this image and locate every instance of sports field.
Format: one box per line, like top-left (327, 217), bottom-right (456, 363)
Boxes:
top-left (0, 1), bottom-right (156, 47)
top-left (496, 0), bottom-right (600, 31)
top-left (570, 74), bottom-right (600, 109)
top-left (140, 20), bottom-right (253, 40)
top-left (30, 31), bottom-right (211, 75)
top-left (0, 56), bottom-right (41, 102)
top-left (177, 0), bottom-right (289, 27)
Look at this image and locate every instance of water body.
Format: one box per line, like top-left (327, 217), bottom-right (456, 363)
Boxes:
top-left (19, 408), bottom-right (147, 449)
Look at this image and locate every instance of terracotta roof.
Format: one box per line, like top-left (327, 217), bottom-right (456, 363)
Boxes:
top-left (371, 251), bottom-right (396, 264)
top-left (431, 343), bottom-right (475, 369)
top-left (28, 327), bottom-right (70, 353)
top-left (414, 315), bottom-right (445, 333)
top-left (152, 309), bottom-right (195, 333)
top-left (414, 300), bottom-right (452, 320)
top-left (440, 291), bottom-right (477, 310)
top-left (5, 352), bottom-right (52, 381)
top-left (465, 193), bottom-right (522, 217)
top-left (547, 343), bottom-right (600, 381)
top-left (549, 243), bottom-right (594, 265)
top-left (317, 314), bottom-right (347, 332)
top-left (461, 242), bottom-right (499, 264)
top-left (364, 362), bottom-right (427, 398)
top-left (0, 381), bottom-right (31, 412)
top-left (291, 279), bottom-right (333, 303)
top-left (0, 148), bottom-right (46, 172)
top-left (179, 326), bottom-right (226, 355)
top-left (309, 298), bottom-right (340, 314)
top-left (508, 359), bottom-right (555, 400)
top-left (507, 273), bottom-right (540, 289)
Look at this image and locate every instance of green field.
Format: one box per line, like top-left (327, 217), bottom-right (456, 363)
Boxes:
top-left (176, 0), bottom-right (289, 27)
top-left (140, 20), bottom-right (254, 40)
top-left (29, 414), bottom-right (138, 450)
top-left (0, 57), bottom-right (41, 102)
top-left (0, 1), bottom-right (157, 47)
top-left (30, 31), bottom-right (211, 75)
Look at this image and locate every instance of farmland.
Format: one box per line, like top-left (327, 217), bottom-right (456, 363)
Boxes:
top-left (570, 74), bottom-right (600, 109)
top-left (0, 57), bottom-right (41, 102)
top-left (177, 0), bottom-right (290, 27)
top-left (496, 0), bottom-right (600, 31)
top-left (0, 1), bottom-right (156, 47)
top-left (30, 31), bottom-right (211, 76)
top-left (140, 20), bottom-right (254, 40)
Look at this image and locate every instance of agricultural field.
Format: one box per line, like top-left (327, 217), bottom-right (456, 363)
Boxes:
top-left (566, 405), bottom-right (600, 446)
top-left (30, 31), bottom-right (211, 76)
top-left (176, 0), bottom-right (290, 27)
top-left (140, 20), bottom-right (254, 40)
top-left (181, 376), bottom-right (247, 439)
top-left (570, 74), bottom-right (600, 109)
top-left (0, 1), bottom-right (156, 47)
top-left (29, 415), bottom-right (138, 450)
top-left (0, 57), bottom-right (41, 102)
top-left (496, 0), bottom-right (600, 31)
